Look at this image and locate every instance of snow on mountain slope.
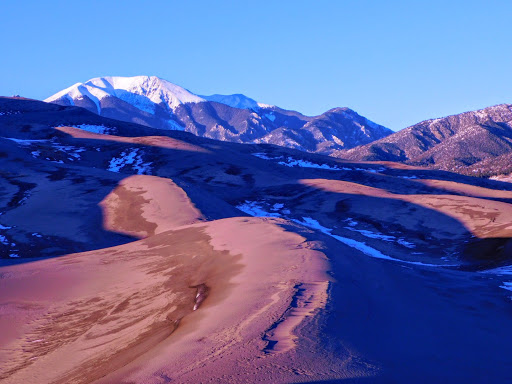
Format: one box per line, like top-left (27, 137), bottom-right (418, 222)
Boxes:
top-left (46, 76), bottom-right (205, 112)
top-left (45, 75), bottom-right (392, 154)
top-left (45, 76), bottom-right (274, 113)
top-left (339, 103), bottom-right (512, 176)
top-left (201, 93), bottom-right (272, 110)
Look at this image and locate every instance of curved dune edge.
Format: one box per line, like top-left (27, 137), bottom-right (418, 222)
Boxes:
top-left (99, 175), bottom-right (205, 238)
top-left (55, 126), bottom-right (211, 153)
top-left (300, 178), bottom-right (512, 238)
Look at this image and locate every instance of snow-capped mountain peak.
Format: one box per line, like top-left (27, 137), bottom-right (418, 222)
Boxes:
top-left (46, 75), bottom-right (275, 115)
top-left (45, 76), bottom-right (205, 113)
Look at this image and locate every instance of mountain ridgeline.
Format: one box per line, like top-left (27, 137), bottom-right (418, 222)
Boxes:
top-left (45, 76), bottom-right (393, 155)
top-left (338, 104), bottom-right (512, 177)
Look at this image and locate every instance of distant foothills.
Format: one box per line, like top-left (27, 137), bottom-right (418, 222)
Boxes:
top-left (42, 76), bottom-right (512, 179)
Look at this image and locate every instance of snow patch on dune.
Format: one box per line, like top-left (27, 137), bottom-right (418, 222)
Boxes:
top-left (108, 148), bottom-right (152, 175)
top-left (236, 201), bottom-right (281, 217)
top-left (0, 111), bottom-right (22, 116)
top-left (295, 217), bottom-right (396, 261)
top-left (500, 281), bottom-right (512, 300)
top-left (295, 217), bottom-right (442, 266)
top-left (278, 157), bottom-right (342, 170)
top-left (52, 144), bottom-right (86, 161)
top-left (236, 200), bottom-right (442, 267)
top-left (0, 234), bottom-right (9, 245)
top-left (344, 225), bottom-right (416, 249)
top-left (482, 266), bottom-right (512, 300)
top-left (252, 153), bottom-right (384, 172)
top-left (1, 137), bottom-right (48, 146)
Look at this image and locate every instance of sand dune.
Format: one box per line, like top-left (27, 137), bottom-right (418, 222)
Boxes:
top-left (301, 178), bottom-right (512, 239)
top-left (100, 175), bottom-right (205, 238)
top-left (0, 179), bottom-right (330, 384)
top-left (2, 98), bottom-right (512, 383)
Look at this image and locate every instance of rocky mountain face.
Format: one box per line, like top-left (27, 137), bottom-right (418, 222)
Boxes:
top-left (255, 107), bottom-right (392, 153)
top-left (339, 104), bottom-right (512, 177)
top-left (45, 76), bottom-right (392, 154)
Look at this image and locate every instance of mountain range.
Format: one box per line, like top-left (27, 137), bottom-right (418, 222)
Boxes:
top-left (44, 76), bottom-right (512, 180)
top-left (45, 76), bottom-right (393, 155)
top-left (339, 103), bottom-right (512, 177)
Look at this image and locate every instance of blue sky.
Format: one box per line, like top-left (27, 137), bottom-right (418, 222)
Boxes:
top-left (2, 0), bottom-right (511, 130)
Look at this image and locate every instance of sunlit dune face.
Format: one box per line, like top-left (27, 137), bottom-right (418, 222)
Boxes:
top-left (299, 178), bottom-right (512, 239)
top-left (361, 161), bottom-right (424, 170)
top-left (55, 126), bottom-right (212, 153)
top-left (99, 175), bottom-right (204, 238)
top-left (417, 179), bottom-right (512, 199)
top-left (0, 226), bottom-right (243, 384)
top-left (299, 179), bottom-right (385, 196)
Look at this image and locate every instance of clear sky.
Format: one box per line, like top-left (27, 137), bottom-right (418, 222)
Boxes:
top-left (2, 0), bottom-right (511, 130)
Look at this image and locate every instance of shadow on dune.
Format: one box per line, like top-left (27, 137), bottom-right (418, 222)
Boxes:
top-left (0, 168), bottom-right (138, 264)
top-left (3, 99), bottom-right (511, 269)
top-left (303, 379), bottom-right (380, 384)
top-left (50, 127), bottom-right (512, 268)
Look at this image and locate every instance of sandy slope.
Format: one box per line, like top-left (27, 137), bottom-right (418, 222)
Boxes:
top-left (100, 175), bottom-right (205, 238)
top-left (0, 177), bottom-right (332, 384)
top-left (301, 178), bottom-right (512, 239)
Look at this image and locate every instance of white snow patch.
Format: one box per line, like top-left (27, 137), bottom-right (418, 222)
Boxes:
top-left (344, 225), bottom-right (416, 248)
top-left (295, 217), bottom-right (397, 261)
top-left (253, 153), bottom-right (383, 172)
top-left (500, 282), bottom-right (512, 292)
top-left (295, 217), bottom-right (438, 266)
top-left (0, 234), bottom-right (9, 245)
top-left (271, 203), bottom-right (284, 211)
top-left (279, 157), bottom-right (340, 170)
top-left (345, 227), bottom-right (395, 241)
top-left (500, 281), bottom-right (512, 300)
top-left (483, 265), bottom-right (512, 276)
top-left (236, 201), bottom-right (433, 266)
top-left (52, 144), bottom-right (85, 160)
top-left (202, 93), bottom-right (272, 110)
top-left (265, 113), bottom-right (276, 122)
top-left (236, 201), bottom-right (281, 217)
top-left (252, 153), bottom-right (278, 160)
top-left (397, 238), bottom-right (416, 248)
top-left (1, 137), bottom-right (48, 146)
top-left (108, 148), bottom-right (152, 175)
